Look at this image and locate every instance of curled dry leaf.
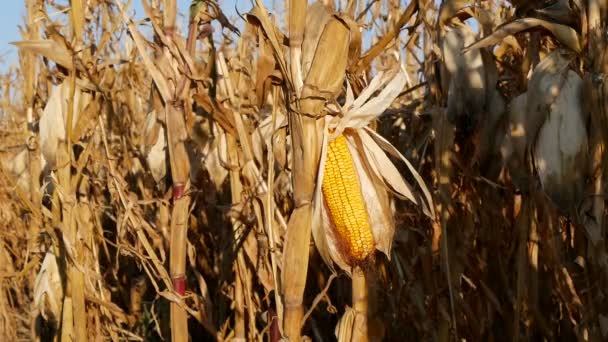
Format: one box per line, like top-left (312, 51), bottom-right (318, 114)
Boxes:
top-left (363, 128), bottom-right (434, 218)
top-left (245, 6), bottom-right (290, 86)
top-left (463, 17), bottom-right (582, 53)
top-left (358, 130), bottom-right (417, 204)
top-left (345, 71), bottom-right (408, 128)
top-left (254, 29), bottom-right (279, 108)
top-left (534, 0), bottom-right (580, 26)
top-left (438, 0), bottom-right (471, 27)
top-left (11, 40), bottom-right (74, 70)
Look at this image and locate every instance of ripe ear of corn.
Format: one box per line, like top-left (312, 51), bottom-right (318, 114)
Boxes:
top-left (322, 133), bottom-right (375, 264)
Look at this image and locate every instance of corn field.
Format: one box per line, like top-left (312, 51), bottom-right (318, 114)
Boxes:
top-left (1, 0), bottom-right (608, 341)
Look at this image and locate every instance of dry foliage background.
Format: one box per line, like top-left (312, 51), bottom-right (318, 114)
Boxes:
top-left (1, 0), bottom-right (608, 341)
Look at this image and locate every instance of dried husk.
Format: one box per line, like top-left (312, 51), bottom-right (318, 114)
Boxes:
top-left (2, 147), bottom-right (31, 193)
top-left (33, 251), bottom-right (63, 324)
top-left (143, 110), bottom-right (167, 183)
top-left (504, 50), bottom-right (588, 214)
top-left (39, 80), bottom-right (92, 169)
top-left (312, 68), bottom-right (433, 273)
top-left (524, 50), bottom-right (573, 144)
top-left (201, 127), bottom-right (229, 191)
top-left (533, 69), bottom-right (588, 214)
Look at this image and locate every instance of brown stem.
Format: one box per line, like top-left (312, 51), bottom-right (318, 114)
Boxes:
top-left (161, 2), bottom-right (191, 341)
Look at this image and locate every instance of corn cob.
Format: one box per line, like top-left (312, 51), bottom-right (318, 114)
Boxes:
top-left (322, 134), bottom-right (375, 264)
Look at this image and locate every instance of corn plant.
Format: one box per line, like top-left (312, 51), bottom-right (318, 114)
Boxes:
top-left (1, 0), bottom-right (608, 341)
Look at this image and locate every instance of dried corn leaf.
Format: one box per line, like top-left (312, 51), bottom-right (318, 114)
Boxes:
top-left (357, 130), bottom-right (416, 204)
top-left (438, 0), bottom-right (472, 27)
top-left (11, 40), bottom-right (74, 70)
top-left (534, 0), bottom-right (579, 26)
top-left (463, 17), bottom-right (581, 53)
top-left (255, 30), bottom-right (279, 108)
top-left (246, 6), bottom-right (290, 87)
top-left (71, 97), bottom-right (101, 141)
top-left (364, 128), bottom-right (434, 217)
top-left (115, 2), bottom-right (172, 103)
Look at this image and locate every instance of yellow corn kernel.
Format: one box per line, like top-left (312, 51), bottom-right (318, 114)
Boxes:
top-left (322, 134), bottom-right (374, 263)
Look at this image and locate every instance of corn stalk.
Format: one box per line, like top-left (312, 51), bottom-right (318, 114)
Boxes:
top-left (55, 2), bottom-right (89, 341)
top-left (281, 1), bottom-right (310, 339)
top-left (23, 0), bottom-right (41, 286)
top-left (3, 0), bottom-right (608, 341)
top-left (282, 3), bottom-right (352, 339)
top-left (158, 1), bottom-right (193, 340)
top-left (585, 0), bottom-right (608, 266)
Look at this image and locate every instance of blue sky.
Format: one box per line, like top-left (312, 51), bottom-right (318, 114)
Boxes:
top-left (0, 1), bottom-right (400, 73)
top-left (0, 1), bottom-right (251, 71)
top-left (0, 2), bottom-right (25, 67)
